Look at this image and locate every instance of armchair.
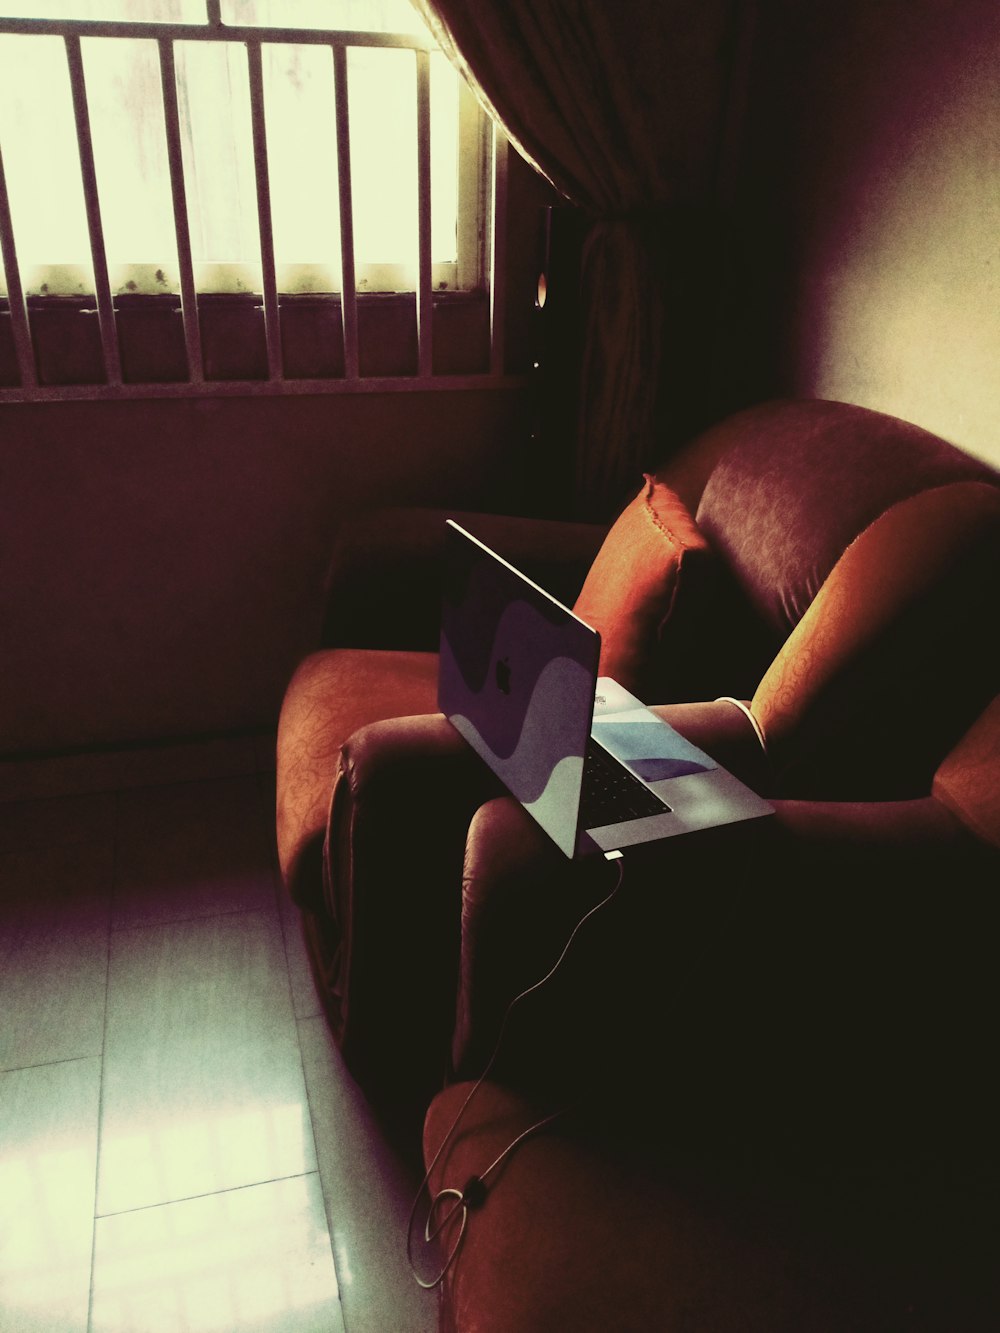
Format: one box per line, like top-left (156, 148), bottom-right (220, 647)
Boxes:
top-left (275, 397), bottom-right (1000, 1166)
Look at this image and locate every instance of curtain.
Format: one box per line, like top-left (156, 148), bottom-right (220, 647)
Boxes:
top-left (411, 0), bottom-right (739, 519)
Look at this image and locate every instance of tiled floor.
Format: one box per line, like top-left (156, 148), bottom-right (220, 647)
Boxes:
top-left (0, 737), bottom-right (438, 1332)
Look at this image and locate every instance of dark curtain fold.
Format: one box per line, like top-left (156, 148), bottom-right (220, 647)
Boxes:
top-left (412, 0), bottom-right (738, 519)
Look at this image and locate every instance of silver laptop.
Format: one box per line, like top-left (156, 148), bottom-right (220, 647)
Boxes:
top-left (438, 520), bottom-right (773, 858)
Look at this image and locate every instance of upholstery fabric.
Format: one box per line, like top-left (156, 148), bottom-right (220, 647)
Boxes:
top-left (423, 1080), bottom-right (997, 1333)
top-left (421, 1082), bottom-right (870, 1333)
top-left (752, 482), bottom-right (1000, 797)
top-left (572, 473), bottom-right (711, 693)
top-left (275, 648), bottom-right (439, 911)
top-left (695, 398), bottom-right (999, 636)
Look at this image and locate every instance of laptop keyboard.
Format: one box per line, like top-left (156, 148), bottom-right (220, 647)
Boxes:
top-left (579, 738), bottom-right (671, 829)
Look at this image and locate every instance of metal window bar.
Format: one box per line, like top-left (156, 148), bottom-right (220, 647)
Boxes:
top-left (489, 123), bottom-right (509, 377)
top-left (0, 12), bottom-right (512, 399)
top-left (415, 48), bottom-right (433, 378)
top-left (332, 43), bottom-right (359, 379)
top-left (158, 37), bottom-right (203, 382)
top-left (246, 39), bottom-right (282, 381)
top-left (0, 136), bottom-right (36, 387)
top-left (65, 33), bottom-right (122, 386)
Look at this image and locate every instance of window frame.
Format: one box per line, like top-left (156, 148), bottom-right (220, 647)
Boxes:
top-left (0, 5), bottom-right (512, 398)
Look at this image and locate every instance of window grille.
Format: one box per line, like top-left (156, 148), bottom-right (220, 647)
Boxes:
top-left (0, 1), bottom-right (510, 398)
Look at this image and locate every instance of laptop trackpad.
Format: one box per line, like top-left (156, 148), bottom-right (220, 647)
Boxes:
top-left (592, 712), bottom-right (718, 783)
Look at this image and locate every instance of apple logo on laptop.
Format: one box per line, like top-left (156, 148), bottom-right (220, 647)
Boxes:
top-left (495, 656), bottom-right (512, 695)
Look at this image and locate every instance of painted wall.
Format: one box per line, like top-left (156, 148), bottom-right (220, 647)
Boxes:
top-left (0, 388), bottom-right (537, 755)
top-left (722, 0), bottom-right (1000, 470)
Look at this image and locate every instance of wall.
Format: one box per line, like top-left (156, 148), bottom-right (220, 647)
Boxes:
top-left (721, 0), bottom-right (1000, 470)
top-left (0, 388), bottom-right (536, 756)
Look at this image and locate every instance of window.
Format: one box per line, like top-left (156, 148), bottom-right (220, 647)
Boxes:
top-left (0, 0), bottom-right (509, 394)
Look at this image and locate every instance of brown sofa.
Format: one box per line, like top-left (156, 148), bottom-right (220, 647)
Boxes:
top-left (275, 397), bottom-right (1000, 1323)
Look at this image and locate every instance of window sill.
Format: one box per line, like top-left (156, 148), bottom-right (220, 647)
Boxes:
top-left (0, 289), bottom-right (508, 393)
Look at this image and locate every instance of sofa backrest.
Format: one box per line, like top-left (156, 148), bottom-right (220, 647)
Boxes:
top-left (654, 398), bottom-right (1000, 797)
top-left (753, 480), bottom-right (1000, 797)
top-left (690, 398), bottom-right (998, 639)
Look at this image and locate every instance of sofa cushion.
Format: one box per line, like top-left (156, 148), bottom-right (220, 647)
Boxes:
top-left (694, 398), bottom-right (1000, 638)
top-left (751, 482), bottom-right (1000, 799)
top-left (572, 474), bottom-right (712, 696)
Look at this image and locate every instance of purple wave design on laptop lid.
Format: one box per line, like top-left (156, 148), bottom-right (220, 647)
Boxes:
top-left (439, 522), bottom-right (599, 854)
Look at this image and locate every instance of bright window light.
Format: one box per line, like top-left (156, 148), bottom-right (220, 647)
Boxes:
top-left (0, 0), bottom-right (481, 297)
top-left (220, 0), bottom-right (424, 34)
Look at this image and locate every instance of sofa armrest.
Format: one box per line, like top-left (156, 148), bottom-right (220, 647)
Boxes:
top-left (451, 779), bottom-right (998, 1119)
top-left (770, 792), bottom-right (990, 860)
top-left (323, 712), bottom-right (502, 1143)
top-left (450, 699), bottom-right (778, 1085)
top-left (451, 792), bottom-right (776, 1094)
top-left (320, 506), bottom-right (608, 649)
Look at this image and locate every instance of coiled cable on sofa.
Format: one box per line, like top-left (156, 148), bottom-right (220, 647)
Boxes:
top-left (406, 850), bottom-right (627, 1289)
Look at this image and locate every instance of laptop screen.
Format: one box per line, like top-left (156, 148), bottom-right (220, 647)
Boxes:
top-left (438, 520), bottom-right (599, 856)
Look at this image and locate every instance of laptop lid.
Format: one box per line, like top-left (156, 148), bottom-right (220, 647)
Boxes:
top-left (438, 519), bottom-right (596, 857)
top-left (439, 520), bottom-right (774, 859)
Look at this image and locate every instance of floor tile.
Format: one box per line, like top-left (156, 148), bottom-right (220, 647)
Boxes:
top-left (298, 1017), bottom-right (438, 1333)
top-left (0, 1058), bottom-right (101, 1333)
top-left (0, 843), bottom-right (112, 1071)
top-left (99, 911), bottom-right (316, 1216)
top-left (3, 755), bottom-right (435, 1332)
top-left (91, 1174), bottom-right (344, 1333)
top-left (277, 882), bottom-right (322, 1022)
top-left (0, 791), bottom-right (117, 855)
top-left (252, 773), bottom-right (320, 1016)
top-left (113, 777), bottom-right (279, 929)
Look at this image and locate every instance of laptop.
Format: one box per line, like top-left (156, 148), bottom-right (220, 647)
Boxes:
top-left (438, 519), bottom-right (774, 858)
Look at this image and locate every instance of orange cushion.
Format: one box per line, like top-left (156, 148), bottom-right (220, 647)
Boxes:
top-left (572, 474), bottom-right (710, 692)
